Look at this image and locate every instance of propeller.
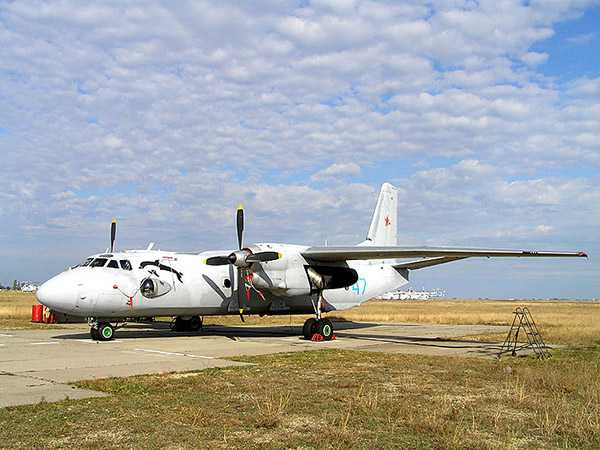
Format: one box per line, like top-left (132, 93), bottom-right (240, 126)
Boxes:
top-left (110, 219), bottom-right (117, 253)
top-left (204, 205), bottom-right (280, 319)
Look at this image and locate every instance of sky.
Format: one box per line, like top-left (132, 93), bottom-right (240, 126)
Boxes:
top-left (1, 0), bottom-right (599, 298)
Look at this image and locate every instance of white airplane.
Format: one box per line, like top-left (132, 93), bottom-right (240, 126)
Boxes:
top-left (36, 183), bottom-right (587, 341)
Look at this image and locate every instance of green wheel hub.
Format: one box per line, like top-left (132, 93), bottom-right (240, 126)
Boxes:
top-left (101, 325), bottom-right (113, 339)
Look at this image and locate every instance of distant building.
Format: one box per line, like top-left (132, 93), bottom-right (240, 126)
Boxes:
top-left (376, 288), bottom-right (446, 300)
top-left (20, 283), bottom-right (38, 292)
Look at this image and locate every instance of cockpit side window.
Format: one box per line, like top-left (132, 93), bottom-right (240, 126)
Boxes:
top-left (107, 260), bottom-right (119, 269)
top-left (81, 258), bottom-right (93, 267)
top-left (90, 258), bottom-right (108, 268)
top-left (120, 260), bottom-right (132, 271)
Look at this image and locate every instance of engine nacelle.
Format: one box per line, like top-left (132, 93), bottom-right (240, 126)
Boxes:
top-left (140, 278), bottom-right (172, 298)
top-left (306, 265), bottom-right (358, 291)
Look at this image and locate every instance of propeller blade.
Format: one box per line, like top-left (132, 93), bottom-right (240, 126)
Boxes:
top-left (205, 256), bottom-right (230, 266)
top-left (236, 205), bottom-right (244, 250)
top-left (110, 219), bottom-right (117, 253)
top-left (237, 267), bottom-right (245, 320)
top-left (246, 251), bottom-right (280, 263)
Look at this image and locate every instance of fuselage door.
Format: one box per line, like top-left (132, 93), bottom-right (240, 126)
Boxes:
top-left (75, 281), bottom-right (97, 315)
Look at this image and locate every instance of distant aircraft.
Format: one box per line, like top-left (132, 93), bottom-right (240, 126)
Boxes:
top-left (36, 183), bottom-right (587, 341)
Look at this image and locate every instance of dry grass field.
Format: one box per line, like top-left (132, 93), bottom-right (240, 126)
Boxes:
top-left (0, 291), bottom-right (44, 329)
top-left (0, 291), bottom-right (37, 317)
top-left (1, 348), bottom-right (598, 449)
top-left (334, 299), bottom-right (600, 346)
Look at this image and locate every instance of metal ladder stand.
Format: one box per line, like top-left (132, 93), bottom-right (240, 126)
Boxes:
top-left (500, 306), bottom-right (551, 359)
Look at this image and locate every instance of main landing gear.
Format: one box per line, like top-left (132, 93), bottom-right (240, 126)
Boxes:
top-left (171, 315), bottom-right (203, 332)
top-left (90, 320), bottom-right (116, 341)
top-left (302, 317), bottom-right (334, 341)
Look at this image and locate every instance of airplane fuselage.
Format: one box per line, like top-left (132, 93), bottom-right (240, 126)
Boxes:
top-left (37, 243), bottom-right (408, 319)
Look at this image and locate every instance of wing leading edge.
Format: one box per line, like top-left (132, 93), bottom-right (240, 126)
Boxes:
top-left (301, 246), bottom-right (588, 264)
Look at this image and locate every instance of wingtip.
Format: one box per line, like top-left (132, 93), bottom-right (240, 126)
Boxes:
top-left (578, 251), bottom-right (588, 258)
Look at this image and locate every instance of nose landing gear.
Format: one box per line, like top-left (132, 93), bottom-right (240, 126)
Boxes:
top-left (90, 321), bottom-right (115, 341)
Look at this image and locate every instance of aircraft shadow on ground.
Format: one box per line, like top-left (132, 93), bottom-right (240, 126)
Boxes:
top-left (336, 331), bottom-right (504, 356)
top-left (50, 320), bottom-right (376, 340)
top-left (50, 321), bottom-right (505, 356)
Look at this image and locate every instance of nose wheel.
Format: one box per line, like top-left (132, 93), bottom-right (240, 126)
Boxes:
top-left (90, 321), bottom-right (115, 341)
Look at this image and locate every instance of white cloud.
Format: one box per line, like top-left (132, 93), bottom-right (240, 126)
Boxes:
top-left (521, 51), bottom-right (549, 66)
top-left (311, 162), bottom-right (361, 180)
top-left (0, 0), bottom-right (599, 296)
top-left (566, 32), bottom-right (596, 45)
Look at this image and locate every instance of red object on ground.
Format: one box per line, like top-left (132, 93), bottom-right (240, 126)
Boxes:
top-left (31, 304), bottom-right (43, 323)
top-left (310, 333), bottom-right (337, 342)
top-left (45, 312), bottom-right (57, 324)
top-left (42, 306), bottom-right (57, 324)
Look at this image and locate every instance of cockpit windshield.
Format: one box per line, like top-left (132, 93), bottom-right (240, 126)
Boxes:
top-left (81, 257), bottom-right (133, 270)
top-left (90, 258), bottom-right (108, 268)
top-left (80, 258), bottom-right (93, 267)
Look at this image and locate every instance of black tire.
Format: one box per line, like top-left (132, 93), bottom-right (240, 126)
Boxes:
top-left (189, 316), bottom-right (202, 331)
top-left (98, 322), bottom-right (114, 341)
top-left (303, 318), bottom-right (317, 340)
top-left (90, 326), bottom-right (99, 340)
top-left (317, 318), bottom-right (334, 341)
top-left (173, 317), bottom-right (190, 332)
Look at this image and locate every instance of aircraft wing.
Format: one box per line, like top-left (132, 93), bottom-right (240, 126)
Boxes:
top-left (301, 246), bottom-right (588, 263)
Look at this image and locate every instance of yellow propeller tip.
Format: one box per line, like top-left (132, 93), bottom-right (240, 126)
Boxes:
top-left (112, 218), bottom-right (117, 223)
top-left (237, 203), bottom-right (244, 210)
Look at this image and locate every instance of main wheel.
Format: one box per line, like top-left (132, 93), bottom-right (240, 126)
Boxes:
top-left (303, 318), bottom-right (317, 340)
top-left (189, 316), bottom-right (202, 331)
top-left (317, 318), bottom-right (334, 341)
top-left (90, 326), bottom-right (99, 340)
top-left (97, 322), bottom-right (114, 341)
top-left (172, 317), bottom-right (190, 332)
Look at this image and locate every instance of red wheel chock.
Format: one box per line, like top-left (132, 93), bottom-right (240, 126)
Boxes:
top-left (310, 333), bottom-right (336, 342)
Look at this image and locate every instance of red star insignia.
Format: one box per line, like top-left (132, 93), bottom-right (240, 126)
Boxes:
top-left (384, 216), bottom-right (391, 226)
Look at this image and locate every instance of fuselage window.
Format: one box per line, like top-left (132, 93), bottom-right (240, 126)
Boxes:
top-left (90, 258), bottom-right (108, 268)
top-left (107, 260), bottom-right (119, 269)
top-left (120, 260), bottom-right (132, 271)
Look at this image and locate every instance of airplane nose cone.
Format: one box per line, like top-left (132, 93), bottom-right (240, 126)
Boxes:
top-left (36, 274), bottom-right (77, 314)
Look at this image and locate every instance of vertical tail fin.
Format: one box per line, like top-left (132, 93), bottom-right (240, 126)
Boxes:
top-left (361, 183), bottom-right (398, 246)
